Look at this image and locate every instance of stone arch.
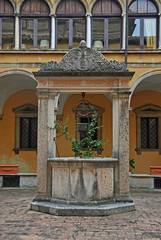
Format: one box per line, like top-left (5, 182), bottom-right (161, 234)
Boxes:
top-left (130, 69), bottom-right (161, 105)
top-left (0, 69), bottom-right (37, 119)
top-left (128, 0), bottom-right (160, 12)
top-left (5, 0), bottom-right (15, 12)
top-left (53, 0), bottom-right (89, 15)
top-left (89, 0), bottom-right (125, 14)
top-left (57, 93), bottom-right (112, 120)
top-left (57, 94), bottom-right (71, 119)
top-left (16, 0), bottom-right (52, 14)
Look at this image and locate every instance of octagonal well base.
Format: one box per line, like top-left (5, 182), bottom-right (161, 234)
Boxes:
top-left (31, 201), bottom-right (135, 216)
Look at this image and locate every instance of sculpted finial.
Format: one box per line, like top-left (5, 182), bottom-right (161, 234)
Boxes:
top-left (79, 40), bottom-right (87, 48)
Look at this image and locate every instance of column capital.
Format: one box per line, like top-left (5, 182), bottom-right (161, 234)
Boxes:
top-left (14, 13), bottom-right (20, 17)
top-left (50, 14), bottom-right (56, 18)
top-left (48, 92), bottom-right (59, 99)
top-left (37, 90), bottom-right (58, 100)
top-left (118, 91), bottom-right (131, 99)
top-left (86, 13), bottom-right (92, 17)
top-left (110, 91), bottom-right (131, 100)
top-left (37, 90), bottom-right (49, 99)
top-left (37, 90), bottom-right (58, 99)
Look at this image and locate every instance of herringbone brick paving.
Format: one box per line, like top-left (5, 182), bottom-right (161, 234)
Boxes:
top-left (0, 188), bottom-right (161, 240)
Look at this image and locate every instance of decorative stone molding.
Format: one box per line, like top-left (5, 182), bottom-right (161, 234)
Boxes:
top-left (134, 104), bottom-right (161, 155)
top-left (13, 104), bottom-right (38, 154)
top-left (39, 40), bottom-right (128, 73)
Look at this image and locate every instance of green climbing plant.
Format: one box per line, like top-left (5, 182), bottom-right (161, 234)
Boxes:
top-left (51, 113), bottom-right (107, 158)
top-left (129, 157), bottom-right (135, 173)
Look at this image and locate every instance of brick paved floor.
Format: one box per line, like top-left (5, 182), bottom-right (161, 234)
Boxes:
top-left (0, 188), bottom-right (161, 240)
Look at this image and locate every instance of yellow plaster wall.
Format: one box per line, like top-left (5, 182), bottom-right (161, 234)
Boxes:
top-left (0, 53), bottom-right (65, 63)
top-left (0, 89), bottom-right (38, 173)
top-left (56, 94), bottom-right (113, 158)
top-left (130, 90), bottom-right (161, 174)
top-left (0, 52), bottom-right (160, 82)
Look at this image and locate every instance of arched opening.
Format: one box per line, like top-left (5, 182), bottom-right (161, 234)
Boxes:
top-left (0, 0), bottom-right (14, 49)
top-left (56, 0), bottom-right (86, 49)
top-left (92, 0), bottom-right (122, 50)
top-left (128, 0), bottom-right (158, 49)
top-left (20, 0), bottom-right (50, 50)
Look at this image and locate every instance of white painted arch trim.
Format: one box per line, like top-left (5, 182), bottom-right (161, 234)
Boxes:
top-left (0, 69), bottom-right (37, 119)
top-left (52, 0), bottom-right (89, 15)
top-left (89, 0), bottom-right (126, 14)
top-left (15, 0), bottom-right (53, 14)
top-left (130, 69), bottom-right (161, 104)
top-left (0, 69), bottom-right (37, 81)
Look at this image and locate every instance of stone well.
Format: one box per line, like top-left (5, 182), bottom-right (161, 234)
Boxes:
top-left (31, 41), bottom-right (135, 216)
top-left (31, 158), bottom-right (135, 216)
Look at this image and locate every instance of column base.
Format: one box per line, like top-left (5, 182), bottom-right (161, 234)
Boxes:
top-left (115, 195), bottom-right (134, 203)
top-left (33, 194), bottom-right (50, 202)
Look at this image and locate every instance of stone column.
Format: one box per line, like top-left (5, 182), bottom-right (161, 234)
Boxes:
top-left (112, 93), bottom-right (119, 197)
top-left (50, 15), bottom-right (56, 50)
top-left (14, 14), bottom-right (20, 50)
top-left (122, 13), bottom-right (126, 49)
top-left (159, 14), bottom-right (161, 49)
top-left (86, 13), bottom-right (92, 48)
top-left (35, 91), bottom-right (57, 201)
top-left (112, 91), bottom-right (133, 202)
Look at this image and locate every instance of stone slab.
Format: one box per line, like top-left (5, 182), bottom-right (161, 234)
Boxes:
top-left (129, 175), bottom-right (154, 188)
top-left (20, 176), bottom-right (37, 188)
top-left (31, 201), bottom-right (135, 216)
top-left (51, 160), bottom-right (114, 202)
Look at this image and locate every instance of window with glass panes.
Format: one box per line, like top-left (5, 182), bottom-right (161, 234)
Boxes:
top-left (13, 104), bottom-right (37, 154)
top-left (92, 0), bottom-right (122, 50)
top-left (20, 0), bottom-right (50, 50)
top-left (56, 0), bottom-right (86, 49)
top-left (128, 0), bottom-right (158, 49)
top-left (141, 117), bottom-right (158, 149)
top-left (20, 117), bottom-right (37, 148)
top-left (134, 104), bottom-right (161, 155)
top-left (0, 0), bottom-right (14, 50)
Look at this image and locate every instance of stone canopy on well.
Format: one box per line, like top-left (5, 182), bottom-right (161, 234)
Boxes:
top-left (38, 40), bottom-right (128, 73)
top-left (31, 41), bottom-right (135, 216)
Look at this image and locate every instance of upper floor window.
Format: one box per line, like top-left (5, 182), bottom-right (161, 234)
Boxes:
top-left (20, 0), bottom-right (50, 50)
top-left (0, 0), bottom-right (14, 50)
top-left (56, 0), bottom-right (86, 49)
top-left (128, 0), bottom-right (158, 50)
top-left (92, 0), bottom-right (122, 50)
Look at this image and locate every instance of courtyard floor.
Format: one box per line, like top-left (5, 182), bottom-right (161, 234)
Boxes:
top-left (0, 188), bottom-right (161, 240)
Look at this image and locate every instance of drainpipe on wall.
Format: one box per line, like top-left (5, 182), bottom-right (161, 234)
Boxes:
top-left (125, 0), bottom-right (128, 69)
